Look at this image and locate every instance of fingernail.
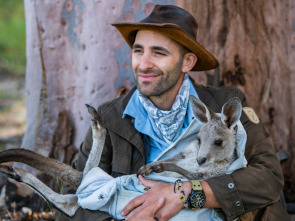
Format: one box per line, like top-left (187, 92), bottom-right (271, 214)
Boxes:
top-left (158, 198), bottom-right (164, 204)
top-left (121, 211), bottom-right (125, 216)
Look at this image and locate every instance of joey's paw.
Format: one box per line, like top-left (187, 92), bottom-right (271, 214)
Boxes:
top-left (137, 165), bottom-right (152, 176)
top-left (150, 163), bottom-right (164, 173)
top-left (137, 163), bottom-right (164, 176)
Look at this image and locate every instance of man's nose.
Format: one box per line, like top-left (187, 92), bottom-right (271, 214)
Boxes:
top-left (139, 53), bottom-right (154, 70)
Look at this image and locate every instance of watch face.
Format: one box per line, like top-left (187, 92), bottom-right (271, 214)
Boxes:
top-left (191, 191), bottom-right (206, 208)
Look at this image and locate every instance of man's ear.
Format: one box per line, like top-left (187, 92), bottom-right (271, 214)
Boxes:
top-left (182, 53), bottom-right (198, 72)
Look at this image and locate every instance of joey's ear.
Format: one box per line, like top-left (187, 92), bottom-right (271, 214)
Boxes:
top-left (189, 95), bottom-right (218, 123)
top-left (221, 97), bottom-right (242, 129)
top-left (182, 53), bottom-right (198, 73)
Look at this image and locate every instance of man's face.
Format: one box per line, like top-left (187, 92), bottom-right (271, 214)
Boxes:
top-left (132, 30), bottom-right (185, 97)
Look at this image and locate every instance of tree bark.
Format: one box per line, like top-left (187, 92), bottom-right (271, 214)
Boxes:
top-left (181, 0), bottom-right (295, 187)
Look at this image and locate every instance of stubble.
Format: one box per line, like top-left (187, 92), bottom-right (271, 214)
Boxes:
top-left (135, 57), bottom-right (184, 97)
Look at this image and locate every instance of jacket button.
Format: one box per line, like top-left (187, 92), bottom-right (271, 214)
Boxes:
top-left (235, 201), bottom-right (241, 207)
top-left (228, 183), bottom-right (234, 189)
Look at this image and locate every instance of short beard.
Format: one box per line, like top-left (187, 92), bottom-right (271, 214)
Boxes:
top-left (135, 56), bottom-right (184, 97)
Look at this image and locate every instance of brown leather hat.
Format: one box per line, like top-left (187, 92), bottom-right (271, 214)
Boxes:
top-left (112, 4), bottom-right (218, 71)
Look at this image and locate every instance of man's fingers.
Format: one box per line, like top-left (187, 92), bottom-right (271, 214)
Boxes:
top-left (143, 198), bottom-right (165, 216)
top-left (121, 177), bottom-right (159, 217)
top-left (138, 175), bottom-right (157, 188)
top-left (121, 194), bottom-right (145, 216)
top-left (125, 198), bottom-right (165, 221)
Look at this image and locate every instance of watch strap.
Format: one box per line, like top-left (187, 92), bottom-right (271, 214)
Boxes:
top-left (189, 180), bottom-right (202, 191)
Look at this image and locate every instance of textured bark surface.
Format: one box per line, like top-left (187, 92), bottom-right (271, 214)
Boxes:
top-left (181, 0), bottom-right (295, 188)
top-left (22, 0), bottom-right (124, 163)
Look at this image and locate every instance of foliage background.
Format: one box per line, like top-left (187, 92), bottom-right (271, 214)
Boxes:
top-left (0, 0), bottom-right (26, 75)
top-left (0, 0), bottom-right (26, 150)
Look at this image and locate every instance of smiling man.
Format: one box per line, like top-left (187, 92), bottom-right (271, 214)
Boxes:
top-left (56, 4), bottom-right (288, 221)
top-left (132, 30), bottom-right (196, 111)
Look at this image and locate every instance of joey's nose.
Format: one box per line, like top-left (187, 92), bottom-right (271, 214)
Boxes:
top-left (198, 157), bottom-right (207, 165)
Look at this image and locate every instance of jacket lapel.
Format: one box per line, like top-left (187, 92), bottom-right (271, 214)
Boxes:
top-left (192, 80), bottom-right (222, 113)
top-left (99, 87), bottom-right (145, 157)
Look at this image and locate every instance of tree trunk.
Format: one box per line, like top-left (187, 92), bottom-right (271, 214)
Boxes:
top-left (181, 0), bottom-right (295, 189)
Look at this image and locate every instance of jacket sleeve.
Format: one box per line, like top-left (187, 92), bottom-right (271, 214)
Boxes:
top-left (206, 89), bottom-right (284, 220)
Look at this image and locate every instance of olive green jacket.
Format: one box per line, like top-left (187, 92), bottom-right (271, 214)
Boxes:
top-left (56, 82), bottom-right (290, 221)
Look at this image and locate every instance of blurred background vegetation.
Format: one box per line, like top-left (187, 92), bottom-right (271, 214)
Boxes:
top-left (0, 0), bottom-right (26, 75)
top-left (0, 0), bottom-right (26, 149)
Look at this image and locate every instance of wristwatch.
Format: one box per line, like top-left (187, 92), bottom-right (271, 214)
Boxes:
top-left (187, 180), bottom-right (206, 209)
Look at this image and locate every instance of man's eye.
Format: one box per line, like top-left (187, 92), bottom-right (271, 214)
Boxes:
top-left (133, 49), bottom-right (143, 54)
top-left (154, 51), bottom-right (165, 56)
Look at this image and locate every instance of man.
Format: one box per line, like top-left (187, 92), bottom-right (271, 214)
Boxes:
top-left (57, 4), bottom-right (289, 221)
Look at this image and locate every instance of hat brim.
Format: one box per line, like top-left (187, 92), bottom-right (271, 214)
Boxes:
top-left (111, 22), bottom-right (218, 71)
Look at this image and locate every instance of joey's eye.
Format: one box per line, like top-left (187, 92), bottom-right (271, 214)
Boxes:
top-left (215, 140), bottom-right (223, 147)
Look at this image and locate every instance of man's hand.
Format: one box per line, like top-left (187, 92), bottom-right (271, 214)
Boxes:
top-left (121, 175), bottom-right (191, 221)
top-left (124, 198), bottom-right (165, 221)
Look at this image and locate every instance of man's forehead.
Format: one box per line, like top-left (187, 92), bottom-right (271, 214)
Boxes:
top-left (134, 30), bottom-right (180, 49)
top-left (135, 30), bottom-right (177, 44)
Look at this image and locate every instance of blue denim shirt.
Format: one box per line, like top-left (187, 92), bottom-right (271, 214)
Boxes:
top-left (123, 78), bottom-right (199, 164)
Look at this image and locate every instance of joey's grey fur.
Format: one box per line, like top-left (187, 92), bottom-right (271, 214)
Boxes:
top-left (137, 95), bottom-right (243, 180)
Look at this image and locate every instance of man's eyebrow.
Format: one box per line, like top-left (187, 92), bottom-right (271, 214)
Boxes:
top-left (132, 44), bottom-right (170, 54)
top-left (132, 43), bottom-right (143, 49)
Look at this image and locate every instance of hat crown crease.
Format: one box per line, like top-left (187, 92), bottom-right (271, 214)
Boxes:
top-left (139, 5), bottom-right (198, 40)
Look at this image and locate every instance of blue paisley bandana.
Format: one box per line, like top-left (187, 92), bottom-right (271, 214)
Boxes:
top-left (138, 74), bottom-right (190, 143)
